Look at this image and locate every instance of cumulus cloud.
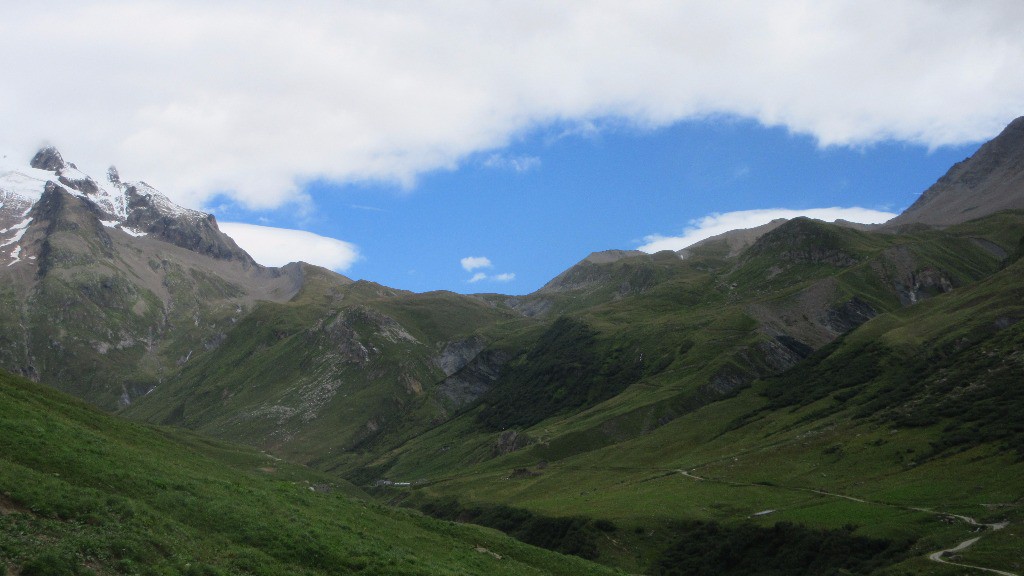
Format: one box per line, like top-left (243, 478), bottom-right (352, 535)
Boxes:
top-left (2, 2), bottom-right (1023, 209)
top-left (639, 207), bottom-right (897, 253)
top-left (461, 256), bottom-right (514, 283)
top-left (219, 222), bottom-right (360, 271)
top-left (461, 256), bottom-right (493, 271)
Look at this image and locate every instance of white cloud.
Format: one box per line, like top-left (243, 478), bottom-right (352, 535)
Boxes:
top-left (461, 256), bottom-right (514, 283)
top-left (639, 207), bottom-right (897, 253)
top-left (2, 2), bottom-right (1023, 209)
top-left (483, 154), bottom-right (541, 172)
top-left (219, 222), bottom-right (360, 271)
top-left (461, 256), bottom-right (493, 271)
top-left (467, 271), bottom-right (516, 284)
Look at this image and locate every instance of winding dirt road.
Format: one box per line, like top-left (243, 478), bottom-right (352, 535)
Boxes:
top-left (675, 468), bottom-right (1018, 575)
top-left (928, 533), bottom-right (1017, 576)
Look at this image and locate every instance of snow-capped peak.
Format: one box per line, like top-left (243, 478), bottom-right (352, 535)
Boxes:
top-left (1, 147), bottom-right (204, 225)
top-left (0, 151), bottom-right (60, 206)
top-left (1, 147), bottom-right (210, 266)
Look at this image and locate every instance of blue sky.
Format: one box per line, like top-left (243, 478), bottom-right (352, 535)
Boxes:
top-left (3, 2), bottom-right (1020, 295)
top-left (213, 118), bottom-right (979, 294)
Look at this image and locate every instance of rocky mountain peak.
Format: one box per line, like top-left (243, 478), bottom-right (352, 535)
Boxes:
top-left (30, 146), bottom-right (65, 172)
top-left (2, 146), bottom-right (257, 268)
top-left (886, 115), bottom-right (1024, 228)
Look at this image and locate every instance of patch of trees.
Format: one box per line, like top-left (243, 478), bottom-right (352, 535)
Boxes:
top-left (477, 317), bottom-right (644, 430)
top-left (757, 321), bottom-right (1024, 458)
top-left (412, 498), bottom-right (612, 560)
top-left (650, 520), bottom-right (912, 576)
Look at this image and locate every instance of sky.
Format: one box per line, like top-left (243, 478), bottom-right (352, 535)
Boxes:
top-left (2, 1), bottom-right (1023, 294)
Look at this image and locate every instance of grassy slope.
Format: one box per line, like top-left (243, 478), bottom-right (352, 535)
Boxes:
top-left (366, 215), bottom-right (1018, 481)
top-left (360, 215), bottom-right (1024, 574)
top-left (123, 275), bottom-right (530, 471)
top-left (392, 247), bottom-right (1024, 574)
top-left (0, 370), bottom-right (621, 575)
top-left (113, 213), bottom-right (1024, 574)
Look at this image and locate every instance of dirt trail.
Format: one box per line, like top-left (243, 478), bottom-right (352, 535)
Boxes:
top-left (675, 468), bottom-right (1017, 575)
top-left (675, 469), bottom-right (704, 481)
top-left (928, 535), bottom-right (1018, 576)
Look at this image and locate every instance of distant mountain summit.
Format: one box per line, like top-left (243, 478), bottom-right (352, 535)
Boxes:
top-left (887, 115), bottom-right (1024, 227)
top-left (0, 147), bottom-right (321, 406)
top-left (2, 146), bottom-right (252, 265)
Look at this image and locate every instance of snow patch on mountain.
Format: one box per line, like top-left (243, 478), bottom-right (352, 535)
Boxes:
top-left (0, 216), bottom-right (32, 258)
top-left (1, 148), bottom-right (210, 247)
top-left (7, 245), bottom-right (22, 266)
top-left (0, 153), bottom-right (54, 205)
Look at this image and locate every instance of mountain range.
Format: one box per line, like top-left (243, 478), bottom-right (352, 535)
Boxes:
top-left (2, 116), bottom-right (1024, 575)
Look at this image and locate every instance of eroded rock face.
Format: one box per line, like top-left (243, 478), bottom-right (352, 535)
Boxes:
top-left (756, 335), bottom-right (815, 373)
top-left (434, 335), bottom-right (487, 376)
top-left (493, 429), bottom-right (532, 456)
top-left (707, 369), bottom-right (749, 396)
top-left (57, 174), bottom-right (100, 196)
top-left (893, 267), bottom-right (955, 306)
top-left (886, 115), bottom-right (1024, 227)
top-left (123, 186), bottom-right (254, 263)
top-left (436, 349), bottom-right (511, 409)
top-left (30, 147), bottom-right (65, 171)
top-left (826, 297), bottom-right (878, 333)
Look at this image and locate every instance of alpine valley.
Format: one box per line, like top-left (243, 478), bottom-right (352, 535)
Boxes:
top-left (2, 118), bottom-right (1024, 575)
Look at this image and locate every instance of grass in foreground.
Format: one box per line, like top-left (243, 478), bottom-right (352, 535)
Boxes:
top-left (0, 370), bottom-right (621, 575)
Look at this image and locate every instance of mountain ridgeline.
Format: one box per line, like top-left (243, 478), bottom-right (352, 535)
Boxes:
top-left (2, 116), bottom-right (1024, 575)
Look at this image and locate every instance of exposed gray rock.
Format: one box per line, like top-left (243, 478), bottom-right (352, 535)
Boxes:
top-left (502, 296), bottom-right (554, 318)
top-left (886, 116), bottom-right (1024, 228)
top-left (435, 348), bottom-right (511, 409)
top-left (893, 267), bottom-right (955, 306)
top-left (756, 335), bottom-right (814, 373)
top-left (679, 218), bottom-right (789, 259)
top-left (707, 368), bottom-right (749, 396)
top-left (57, 173), bottom-right (100, 195)
top-left (493, 429), bottom-right (532, 456)
top-left (581, 249), bottom-right (646, 265)
top-left (825, 297), bottom-right (878, 334)
top-left (970, 237), bottom-right (1009, 260)
top-left (123, 185), bottom-right (255, 264)
top-left (30, 147), bottom-right (65, 171)
top-left (434, 335), bottom-right (487, 376)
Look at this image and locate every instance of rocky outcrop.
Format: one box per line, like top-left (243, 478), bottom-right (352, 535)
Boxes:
top-left (30, 147), bottom-right (65, 171)
top-left (825, 297), bottom-right (878, 333)
top-left (492, 429), bottom-right (532, 456)
top-left (893, 267), bottom-right (955, 306)
top-left (123, 185), bottom-right (255, 264)
top-left (57, 174), bottom-right (101, 196)
top-left (434, 335), bottom-right (487, 376)
top-left (435, 348), bottom-right (511, 410)
top-left (502, 296), bottom-right (554, 318)
top-left (31, 182), bottom-right (115, 274)
top-left (876, 245), bottom-right (957, 306)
